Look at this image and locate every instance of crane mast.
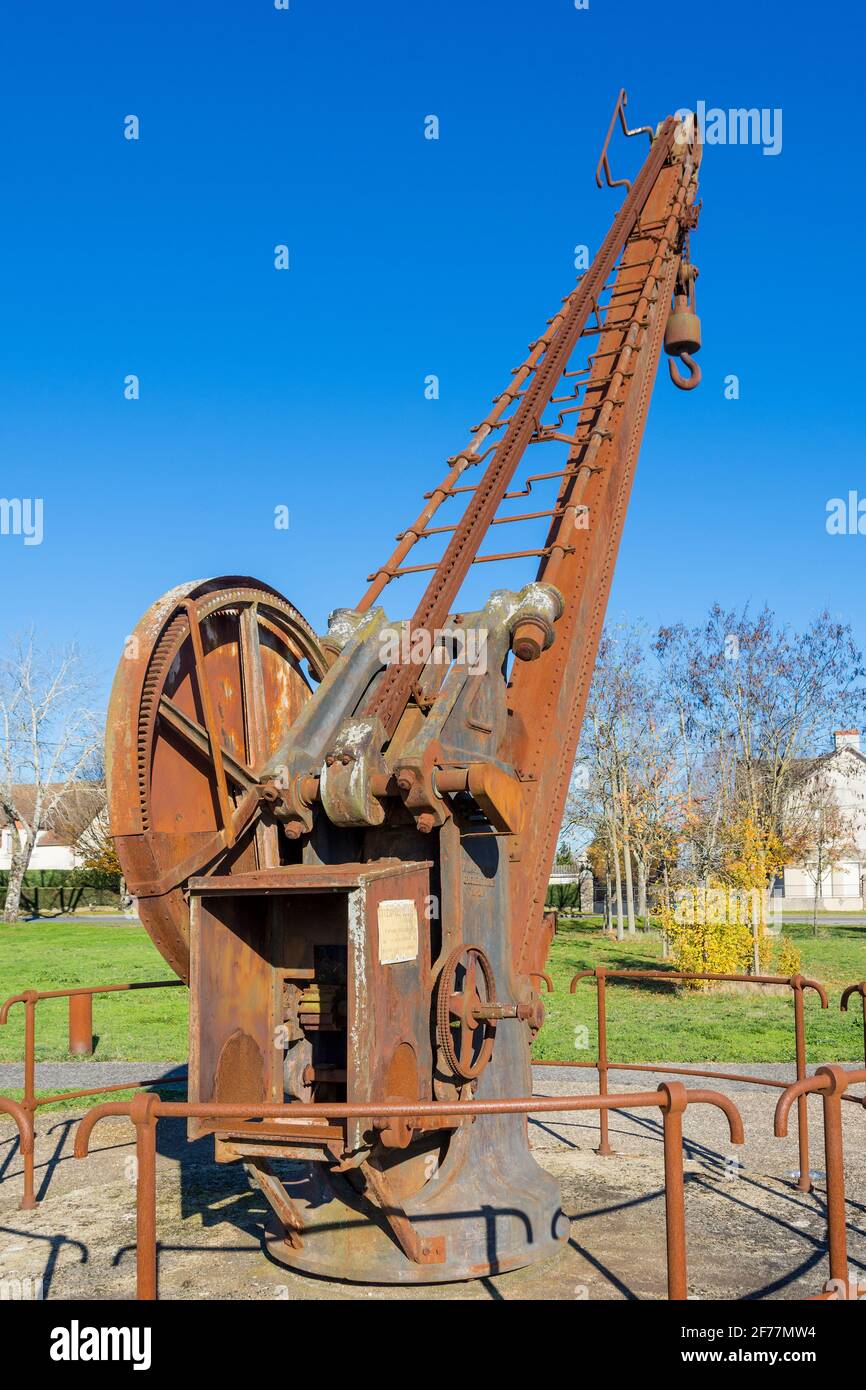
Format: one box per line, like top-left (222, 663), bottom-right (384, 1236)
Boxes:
top-left (106, 94), bottom-right (703, 1284)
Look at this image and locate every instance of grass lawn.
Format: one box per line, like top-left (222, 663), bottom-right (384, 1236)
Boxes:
top-left (533, 917), bottom-right (866, 1064)
top-left (0, 922), bottom-right (187, 1065)
top-left (0, 918), bottom-right (865, 1111)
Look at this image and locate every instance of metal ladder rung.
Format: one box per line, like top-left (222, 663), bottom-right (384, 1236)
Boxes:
top-left (413, 506), bottom-right (568, 541)
top-left (369, 544), bottom-right (574, 582)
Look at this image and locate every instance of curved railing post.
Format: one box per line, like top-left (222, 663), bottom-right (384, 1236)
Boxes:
top-left (789, 975), bottom-right (829, 1193)
top-left (130, 1093), bottom-right (160, 1301)
top-left (775, 1064), bottom-right (866, 1296)
top-left (21, 990), bottom-right (37, 1208)
top-left (74, 1100), bottom-right (135, 1159)
top-left (0, 990), bottom-right (40, 1208)
top-left (0, 1096), bottom-right (35, 1201)
top-left (568, 968), bottom-right (613, 1155)
top-left (789, 975), bottom-right (811, 1193)
top-left (594, 968), bottom-right (612, 1156)
top-left (817, 1065), bottom-right (850, 1287)
top-left (655, 1083), bottom-right (745, 1302)
top-left (658, 1081), bottom-right (688, 1299)
top-left (840, 982), bottom-right (866, 1072)
top-left (75, 1096), bottom-right (161, 1299)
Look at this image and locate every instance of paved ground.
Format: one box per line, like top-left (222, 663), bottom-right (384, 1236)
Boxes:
top-left (1, 1064), bottom-right (865, 1301)
top-left (0, 1062), bottom-right (187, 1090)
top-left (778, 914), bottom-right (866, 927)
top-left (19, 915), bottom-right (139, 926)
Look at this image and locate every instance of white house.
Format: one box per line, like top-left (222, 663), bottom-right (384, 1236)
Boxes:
top-left (780, 730), bottom-right (866, 911)
top-left (548, 853), bottom-right (594, 911)
top-left (0, 784), bottom-right (102, 873)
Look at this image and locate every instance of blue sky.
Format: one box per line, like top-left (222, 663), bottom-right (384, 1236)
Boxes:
top-left (1, 0), bottom-right (862, 709)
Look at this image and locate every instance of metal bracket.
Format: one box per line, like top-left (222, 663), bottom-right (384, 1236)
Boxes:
top-left (245, 1158), bottom-right (305, 1250)
top-left (361, 1162), bottom-right (446, 1265)
top-left (595, 88), bottom-right (654, 192)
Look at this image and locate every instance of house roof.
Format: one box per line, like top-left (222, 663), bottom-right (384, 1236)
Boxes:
top-left (0, 782), bottom-right (104, 845)
top-left (788, 742), bottom-right (866, 781)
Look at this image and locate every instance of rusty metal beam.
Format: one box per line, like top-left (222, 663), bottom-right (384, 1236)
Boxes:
top-left (362, 116), bottom-right (681, 740)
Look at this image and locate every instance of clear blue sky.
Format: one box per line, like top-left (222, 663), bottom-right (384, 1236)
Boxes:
top-left (1, 0), bottom-right (861, 709)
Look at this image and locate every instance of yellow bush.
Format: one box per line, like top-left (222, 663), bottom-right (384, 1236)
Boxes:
top-left (776, 936), bottom-right (802, 978)
top-left (658, 880), bottom-right (768, 986)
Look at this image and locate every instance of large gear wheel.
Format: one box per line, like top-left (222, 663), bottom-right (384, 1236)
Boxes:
top-left (106, 576), bottom-right (326, 980)
top-left (435, 945), bottom-right (497, 1082)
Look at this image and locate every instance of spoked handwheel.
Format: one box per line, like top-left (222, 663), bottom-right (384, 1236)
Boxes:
top-left (106, 576), bottom-right (326, 980)
top-left (435, 945), bottom-right (497, 1083)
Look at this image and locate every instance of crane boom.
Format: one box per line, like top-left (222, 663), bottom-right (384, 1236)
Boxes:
top-left (355, 100), bottom-right (701, 973)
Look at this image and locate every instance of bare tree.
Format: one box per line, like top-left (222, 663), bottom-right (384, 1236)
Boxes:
top-left (656, 606), bottom-right (866, 887)
top-left (627, 713), bottom-right (682, 930)
top-left (789, 768), bottom-right (858, 936)
top-left (567, 626), bottom-right (665, 937)
top-left (0, 633), bottom-right (101, 923)
top-left (566, 605), bottom-right (865, 957)
top-left (64, 754), bottom-right (119, 873)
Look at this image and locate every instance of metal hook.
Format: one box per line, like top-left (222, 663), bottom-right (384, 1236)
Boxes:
top-left (668, 352), bottom-right (702, 391)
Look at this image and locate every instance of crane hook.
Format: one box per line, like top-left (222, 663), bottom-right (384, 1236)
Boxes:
top-left (668, 352), bottom-right (702, 391)
top-left (664, 257), bottom-right (702, 391)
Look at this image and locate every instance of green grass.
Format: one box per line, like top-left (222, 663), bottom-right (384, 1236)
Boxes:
top-left (532, 918), bottom-right (866, 1064)
top-left (1, 917), bottom-right (865, 1107)
top-left (0, 1084), bottom-right (186, 1112)
top-left (0, 922), bottom-right (187, 1064)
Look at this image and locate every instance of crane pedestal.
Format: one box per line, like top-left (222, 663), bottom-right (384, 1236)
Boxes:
top-left (263, 1127), bottom-right (567, 1284)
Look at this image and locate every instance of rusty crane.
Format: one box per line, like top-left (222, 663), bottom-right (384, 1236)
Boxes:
top-left (106, 93), bottom-right (703, 1282)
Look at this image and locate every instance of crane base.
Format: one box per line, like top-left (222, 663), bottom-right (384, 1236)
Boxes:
top-left (261, 1129), bottom-right (569, 1285)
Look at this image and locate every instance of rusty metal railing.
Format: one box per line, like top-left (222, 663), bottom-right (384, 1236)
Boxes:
top-left (775, 1064), bottom-right (866, 1298)
top-left (0, 1096), bottom-right (34, 1176)
top-left (74, 1084), bottom-right (743, 1301)
top-left (0, 980), bottom-right (186, 1208)
top-left (549, 968), bottom-right (828, 1190)
top-left (5, 968), bottom-right (866, 1299)
top-left (840, 981), bottom-right (866, 1069)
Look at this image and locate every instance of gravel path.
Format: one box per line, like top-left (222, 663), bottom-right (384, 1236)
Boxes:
top-left (534, 1060), bottom-right (865, 1094)
top-left (18, 915), bottom-right (140, 926)
top-left (0, 1061), bottom-right (186, 1088)
top-left (1, 1058), bottom-right (860, 1094)
top-left (2, 1060), bottom-right (865, 1300)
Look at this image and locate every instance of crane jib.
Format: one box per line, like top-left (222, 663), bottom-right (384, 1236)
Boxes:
top-left (364, 115), bottom-right (682, 741)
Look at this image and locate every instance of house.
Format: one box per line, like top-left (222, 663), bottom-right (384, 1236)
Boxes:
top-left (779, 730), bottom-right (866, 911)
top-left (0, 784), bottom-right (104, 873)
top-left (549, 853), bottom-right (594, 912)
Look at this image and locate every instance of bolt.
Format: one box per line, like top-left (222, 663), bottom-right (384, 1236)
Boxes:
top-left (512, 617), bottom-right (547, 662)
top-left (417, 813), bottom-right (435, 834)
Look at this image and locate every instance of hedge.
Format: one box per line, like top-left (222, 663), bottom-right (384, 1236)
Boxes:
top-left (0, 868), bottom-right (122, 914)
